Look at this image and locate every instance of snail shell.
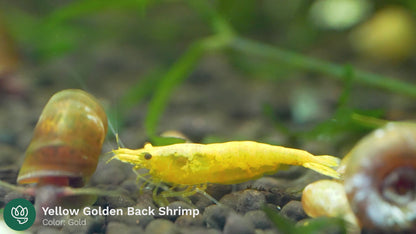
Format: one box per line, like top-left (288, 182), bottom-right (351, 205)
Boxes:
top-left (302, 180), bottom-right (358, 227)
top-left (344, 122), bottom-right (416, 231)
top-left (17, 89), bottom-right (108, 187)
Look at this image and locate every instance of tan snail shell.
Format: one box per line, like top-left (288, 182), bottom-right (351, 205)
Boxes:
top-left (17, 89), bottom-right (108, 188)
top-left (344, 122), bottom-right (416, 231)
top-left (302, 180), bottom-right (358, 226)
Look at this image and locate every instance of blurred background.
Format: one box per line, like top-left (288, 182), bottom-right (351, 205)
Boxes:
top-left (1, 0), bottom-right (416, 233)
top-left (1, 0), bottom-right (416, 182)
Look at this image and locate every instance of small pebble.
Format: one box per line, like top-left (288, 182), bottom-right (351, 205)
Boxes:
top-left (120, 179), bottom-right (141, 196)
top-left (145, 219), bottom-right (179, 234)
top-left (87, 215), bottom-right (106, 233)
top-left (250, 179), bottom-right (284, 204)
top-left (223, 213), bottom-right (255, 234)
top-left (194, 193), bottom-right (215, 211)
top-left (218, 193), bottom-right (240, 210)
top-left (280, 200), bottom-right (307, 222)
top-left (96, 192), bottom-right (136, 208)
top-left (235, 190), bottom-right (266, 213)
top-left (34, 226), bottom-right (62, 234)
top-left (90, 160), bottom-right (128, 186)
top-left (203, 205), bottom-right (235, 230)
top-left (106, 221), bottom-right (145, 234)
top-left (244, 210), bottom-right (273, 229)
top-left (269, 187), bottom-right (297, 207)
top-left (175, 214), bottom-right (204, 227)
top-left (252, 177), bottom-right (283, 191)
top-left (204, 184), bottom-right (232, 200)
top-left (181, 226), bottom-right (222, 234)
top-left (220, 189), bottom-right (266, 213)
top-left (136, 191), bottom-right (157, 206)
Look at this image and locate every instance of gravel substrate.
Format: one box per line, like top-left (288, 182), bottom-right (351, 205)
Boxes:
top-left (1, 155), bottom-right (333, 234)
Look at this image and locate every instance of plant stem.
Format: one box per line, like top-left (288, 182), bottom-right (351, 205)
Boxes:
top-left (145, 41), bottom-right (206, 140)
top-left (230, 37), bottom-right (416, 98)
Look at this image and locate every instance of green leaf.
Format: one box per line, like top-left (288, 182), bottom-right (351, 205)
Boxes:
top-left (263, 206), bottom-right (297, 234)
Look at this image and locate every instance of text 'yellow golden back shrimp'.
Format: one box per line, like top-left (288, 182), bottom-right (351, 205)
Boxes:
top-left (111, 141), bottom-right (340, 185)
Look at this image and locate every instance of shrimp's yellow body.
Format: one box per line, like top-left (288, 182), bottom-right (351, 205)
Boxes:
top-left (112, 141), bottom-right (340, 186)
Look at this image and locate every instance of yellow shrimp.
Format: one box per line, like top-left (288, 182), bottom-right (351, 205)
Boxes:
top-left (110, 141), bottom-right (340, 204)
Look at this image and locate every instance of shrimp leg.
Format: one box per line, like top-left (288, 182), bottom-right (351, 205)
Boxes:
top-left (156, 184), bottom-right (207, 206)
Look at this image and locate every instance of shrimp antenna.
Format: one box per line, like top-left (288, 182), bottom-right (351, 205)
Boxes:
top-left (65, 63), bottom-right (88, 91)
top-left (107, 114), bottom-right (126, 148)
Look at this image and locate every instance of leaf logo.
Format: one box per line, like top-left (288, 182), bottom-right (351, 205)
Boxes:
top-left (4, 198), bottom-right (35, 231)
top-left (11, 205), bottom-right (29, 224)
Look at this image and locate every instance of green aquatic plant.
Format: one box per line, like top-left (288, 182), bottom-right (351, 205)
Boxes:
top-left (263, 206), bottom-right (347, 234)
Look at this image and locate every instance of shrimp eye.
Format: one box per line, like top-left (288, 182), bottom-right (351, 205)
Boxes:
top-left (144, 153), bottom-right (152, 160)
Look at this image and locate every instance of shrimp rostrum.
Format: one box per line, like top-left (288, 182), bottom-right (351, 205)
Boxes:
top-left (110, 141), bottom-right (340, 205)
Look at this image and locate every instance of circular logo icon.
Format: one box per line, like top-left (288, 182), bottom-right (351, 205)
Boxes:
top-left (3, 198), bottom-right (36, 231)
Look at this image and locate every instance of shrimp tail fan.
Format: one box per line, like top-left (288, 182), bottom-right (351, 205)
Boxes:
top-left (303, 155), bottom-right (341, 179)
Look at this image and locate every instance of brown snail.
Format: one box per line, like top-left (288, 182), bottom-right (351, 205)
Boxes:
top-left (11, 89), bottom-right (108, 222)
top-left (17, 89), bottom-right (108, 187)
top-left (302, 122), bottom-right (416, 233)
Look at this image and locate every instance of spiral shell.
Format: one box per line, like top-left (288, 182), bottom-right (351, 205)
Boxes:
top-left (17, 89), bottom-right (108, 187)
top-left (344, 122), bottom-right (416, 231)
